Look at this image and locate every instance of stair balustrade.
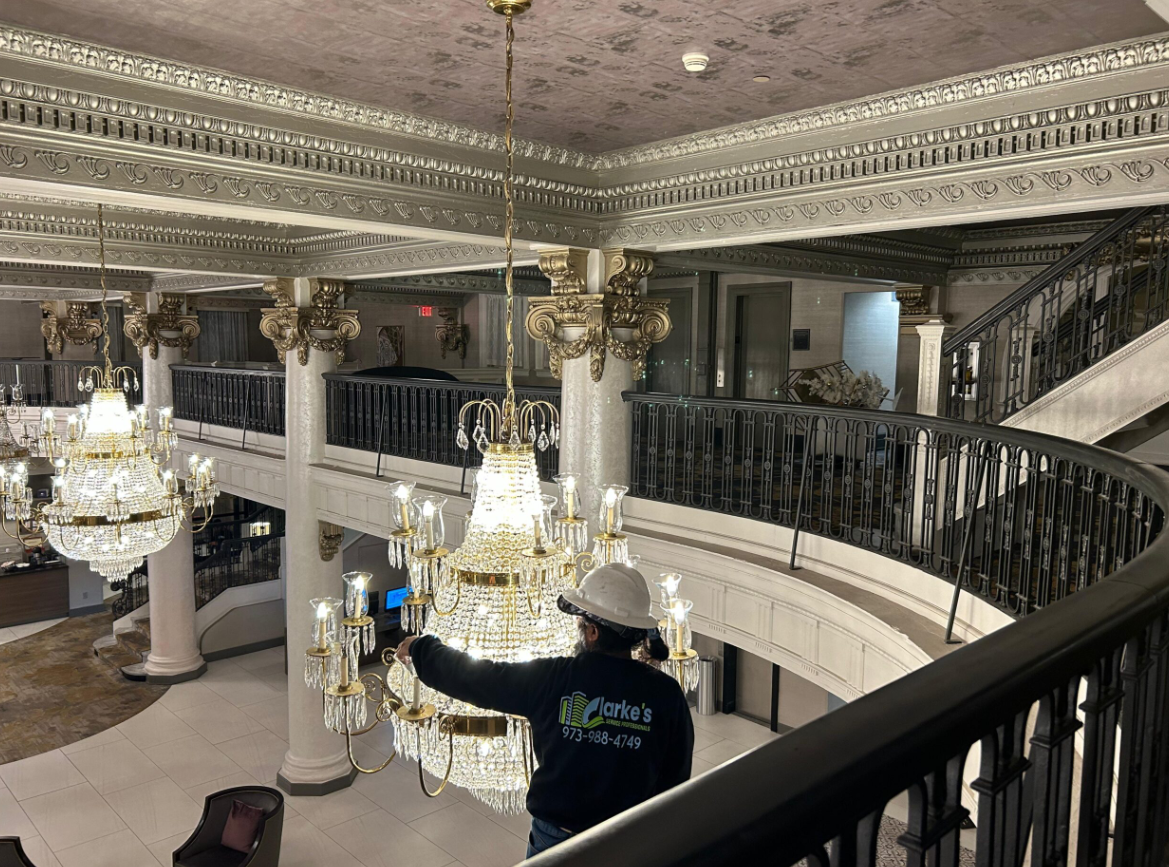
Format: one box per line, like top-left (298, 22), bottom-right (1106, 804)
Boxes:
top-left (942, 205), bottom-right (1169, 423)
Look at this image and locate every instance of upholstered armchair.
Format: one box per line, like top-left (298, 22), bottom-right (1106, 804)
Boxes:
top-left (173, 786), bottom-right (284, 867)
top-left (0, 838), bottom-right (37, 867)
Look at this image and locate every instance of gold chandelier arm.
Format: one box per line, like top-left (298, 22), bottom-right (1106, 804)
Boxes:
top-left (417, 720), bottom-right (456, 798)
top-left (184, 503), bottom-right (216, 535)
top-left (344, 728), bottom-right (396, 774)
top-left (429, 570), bottom-right (461, 617)
top-left (0, 514), bottom-right (39, 546)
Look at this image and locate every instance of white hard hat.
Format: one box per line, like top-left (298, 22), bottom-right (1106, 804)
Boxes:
top-left (557, 563), bottom-right (659, 632)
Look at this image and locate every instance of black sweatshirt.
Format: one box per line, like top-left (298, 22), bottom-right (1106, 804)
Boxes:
top-left (410, 635), bottom-right (694, 833)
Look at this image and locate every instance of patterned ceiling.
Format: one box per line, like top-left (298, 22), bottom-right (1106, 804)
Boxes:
top-left (2, 0), bottom-right (1165, 152)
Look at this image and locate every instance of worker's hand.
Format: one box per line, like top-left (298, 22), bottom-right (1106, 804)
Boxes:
top-left (395, 636), bottom-right (417, 667)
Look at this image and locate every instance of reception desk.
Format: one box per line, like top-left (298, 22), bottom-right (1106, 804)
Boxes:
top-left (0, 562), bottom-right (70, 628)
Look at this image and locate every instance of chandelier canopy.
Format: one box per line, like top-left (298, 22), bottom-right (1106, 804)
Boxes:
top-left (0, 205), bottom-right (219, 581)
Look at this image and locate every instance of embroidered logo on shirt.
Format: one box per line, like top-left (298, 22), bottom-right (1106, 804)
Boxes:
top-left (559, 691), bottom-right (654, 731)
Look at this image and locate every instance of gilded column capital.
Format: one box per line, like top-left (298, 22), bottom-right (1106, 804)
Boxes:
top-left (40, 301), bottom-right (101, 355)
top-left (895, 285), bottom-right (931, 317)
top-left (318, 521), bottom-right (344, 561)
top-left (259, 277), bottom-right (361, 365)
top-left (435, 307), bottom-right (469, 360)
top-left (537, 247), bottom-right (589, 295)
top-left (526, 248), bottom-right (670, 382)
top-left (122, 292), bottom-right (201, 359)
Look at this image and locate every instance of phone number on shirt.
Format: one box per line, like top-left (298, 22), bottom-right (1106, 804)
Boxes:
top-left (562, 727), bottom-right (642, 749)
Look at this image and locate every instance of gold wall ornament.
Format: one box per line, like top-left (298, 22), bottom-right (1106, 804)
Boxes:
top-left (435, 308), bottom-right (469, 360)
top-left (318, 521), bottom-right (344, 561)
top-left (40, 301), bottom-right (101, 355)
top-left (537, 248), bottom-right (588, 295)
top-left (259, 277), bottom-right (361, 365)
top-left (122, 292), bottom-right (201, 359)
top-left (526, 247), bottom-right (671, 382)
top-left (895, 285), bottom-right (932, 317)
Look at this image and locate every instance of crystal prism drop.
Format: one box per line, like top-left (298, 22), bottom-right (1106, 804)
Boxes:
top-left (456, 425), bottom-right (470, 450)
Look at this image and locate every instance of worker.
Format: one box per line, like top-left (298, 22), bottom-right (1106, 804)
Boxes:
top-left (395, 562), bottom-right (694, 858)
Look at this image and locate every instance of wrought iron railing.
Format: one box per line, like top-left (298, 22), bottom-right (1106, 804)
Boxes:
top-left (194, 503), bottom-right (285, 549)
top-left (538, 392), bottom-right (1169, 867)
top-left (109, 569), bottom-right (149, 619)
top-left (628, 392), bottom-right (1162, 618)
top-left (942, 206), bottom-right (1169, 423)
top-left (324, 374), bottom-right (562, 480)
top-left (171, 364), bottom-right (286, 439)
top-left (194, 531), bottom-right (283, 611)
top-left (0, 359), bottom-right (142, 407)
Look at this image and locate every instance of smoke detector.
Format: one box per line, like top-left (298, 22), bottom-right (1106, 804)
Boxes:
top-left (682, 52), bottom-right (709, 73)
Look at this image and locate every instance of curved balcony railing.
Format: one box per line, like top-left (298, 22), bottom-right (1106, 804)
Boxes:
top-left (532, 393), bottom-right (1169, 867)
top-left (323, 373), bottom-right (562, 481)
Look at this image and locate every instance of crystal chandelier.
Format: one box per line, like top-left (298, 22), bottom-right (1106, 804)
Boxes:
top-left (0, 380), bottom-right (35, 474)
top-left (0, 205), bottom-right (220, 581)
top-left (302, 0), bottom-right (700, 812)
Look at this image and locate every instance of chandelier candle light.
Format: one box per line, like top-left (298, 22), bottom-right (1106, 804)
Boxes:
top-left (0, 206), bottom-right (219, 581)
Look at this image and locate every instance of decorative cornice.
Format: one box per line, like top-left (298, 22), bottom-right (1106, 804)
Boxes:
top-left (947, 268), bottom-right (1046, 286)
top-left (0, 26), bottom-right (596, 170)
top-left (259, 278), bottom-right (361, 365)
top-left (596, 36), bottom-right (1169, 169)
top-left (0, 261), bottom-right (150, 294)
top-left (658, 244), bottom-right (947, 286)
top-left (122, 292), bottom-right (201, 359)
top-left (527, 248), bottom-right (670, 382)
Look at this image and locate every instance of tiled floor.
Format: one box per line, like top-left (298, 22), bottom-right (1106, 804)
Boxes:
top-left (0, 617), bottom-right (66, 645)
top-left (0, 648), bottom-right (777, 867)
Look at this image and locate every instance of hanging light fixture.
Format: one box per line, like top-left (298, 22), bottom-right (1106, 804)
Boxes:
top-left (303, 0), bottom-right (699, 810)
top-left (0, 381), bottom-right (36, 474)
top-left (0, 205), bottom-right (220, 581)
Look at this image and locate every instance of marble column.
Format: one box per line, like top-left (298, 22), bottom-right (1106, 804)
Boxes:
top-left (262, 277), bottom-right (360, 796)
top-left (528, 248), bottom-right (670, 513)
top-left (128, 295), bottom-right (206, 683)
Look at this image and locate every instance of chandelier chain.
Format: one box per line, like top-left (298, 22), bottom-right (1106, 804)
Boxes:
top-left (96, 204), bottom-right (113, 384)
top-left (503, 9), bottom-right (516, 436)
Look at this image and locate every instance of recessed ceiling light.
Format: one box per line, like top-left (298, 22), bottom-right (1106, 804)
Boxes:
top-left (753, 74), bottom-right (771, 83)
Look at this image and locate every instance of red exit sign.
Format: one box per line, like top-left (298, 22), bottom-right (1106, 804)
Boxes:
top-left (418, 306), bottom-right (433, 317)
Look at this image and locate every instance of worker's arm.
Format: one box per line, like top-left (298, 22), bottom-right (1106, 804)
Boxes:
top-left (655, 694), bottom-right (694, 795)
top-left (403, 634), bottom-right (557, 718)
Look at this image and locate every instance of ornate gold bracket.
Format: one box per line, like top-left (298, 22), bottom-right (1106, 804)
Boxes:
top-left (122, 293), bottom-right (201, 359)
top-left (435, 308), bottom-right (469, 360)
top-left (526, 247), bottom-right (670, 382)
top-left (319, 521), bottom-right (344, 561)
top-left (895, 285), bottom-right (931, 317)
top-left (40, 301), bottom-right (101, 355)
top-left (260, 278), bottom-right (361, 365)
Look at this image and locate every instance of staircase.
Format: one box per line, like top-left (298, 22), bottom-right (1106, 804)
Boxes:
top-left (93, 616), bottom-right (151, 681)
top-left (942, 206), bottom-right (1169, 446)
top-left (93, 506), bottom-right (285, 681)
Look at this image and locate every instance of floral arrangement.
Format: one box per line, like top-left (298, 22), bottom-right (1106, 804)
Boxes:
top-left (801, 368), bottom-right (889, 409)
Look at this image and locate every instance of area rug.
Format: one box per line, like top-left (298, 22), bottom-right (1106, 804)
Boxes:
top-left (0, 612), bottom-right (167, 763)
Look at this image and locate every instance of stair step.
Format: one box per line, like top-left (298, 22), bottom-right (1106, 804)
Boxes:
top-left (119, 662), bottom-right (148, 682)
top-left (135, 618), bottom-right (151, 639)
top-left (116, 630), bottom-right (151, 656)
top-left (97, 645), bottom-right (143, 670)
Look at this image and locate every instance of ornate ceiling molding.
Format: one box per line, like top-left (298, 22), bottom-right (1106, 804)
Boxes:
top-left (657, 244), bottom-right (948, 286)
top-left (4, 23), bottom-right (1169, 178)
top-left (0, 26), bottom-right (595, 171)
top-left (0, 261), bottom-right (150, 294)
